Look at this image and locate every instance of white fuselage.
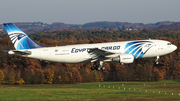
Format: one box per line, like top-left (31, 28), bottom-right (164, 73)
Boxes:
top-left (14, 39), bottom-right (177, 63)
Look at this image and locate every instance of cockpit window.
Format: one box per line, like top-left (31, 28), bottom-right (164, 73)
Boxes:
top-left (167, 43), bottom-right (172, 45)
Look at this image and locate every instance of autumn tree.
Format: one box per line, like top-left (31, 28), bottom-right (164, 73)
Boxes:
top-left (44, 68), bottom-right (54, 84)
top-left (16, 78), bottom-right (25, 85)
top-left (6, 69), bottom-right (16, 85)
top-left (0, 70), bottom-right (4, 84)
top-left (0, 29), bottom-right (180, 84)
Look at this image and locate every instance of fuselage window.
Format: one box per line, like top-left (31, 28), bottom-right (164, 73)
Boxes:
top-left (167, 43), bottom-right (172, 45)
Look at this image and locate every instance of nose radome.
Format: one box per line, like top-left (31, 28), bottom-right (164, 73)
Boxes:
top-left (173, 45), bottom-right (177, 51)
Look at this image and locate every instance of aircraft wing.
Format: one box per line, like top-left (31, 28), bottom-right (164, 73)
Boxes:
top-left (88, 48), bottom-right (116, 62)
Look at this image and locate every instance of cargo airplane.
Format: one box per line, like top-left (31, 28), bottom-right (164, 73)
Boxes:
top-left (3, 23), bottom-right (177, 70)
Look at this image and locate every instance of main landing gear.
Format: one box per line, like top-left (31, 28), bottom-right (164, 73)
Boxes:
top-left (91, 61), bottom-right (105, 71)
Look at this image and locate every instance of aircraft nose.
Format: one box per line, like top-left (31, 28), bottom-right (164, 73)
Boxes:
top-left (172, 44), bottom-right (177, 51)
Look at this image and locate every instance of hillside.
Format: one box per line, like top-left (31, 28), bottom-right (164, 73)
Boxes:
top-left (0, 21), bottom-right (179, 34)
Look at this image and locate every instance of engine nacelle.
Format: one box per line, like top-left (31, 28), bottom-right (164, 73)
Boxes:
top-left (112, 54), bottom-right (134, 63)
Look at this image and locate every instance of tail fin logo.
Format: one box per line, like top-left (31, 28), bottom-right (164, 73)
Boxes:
top-left (4, 23), bottom-right (44, 50)
top-left (9, 33), bottom-right (27, 45)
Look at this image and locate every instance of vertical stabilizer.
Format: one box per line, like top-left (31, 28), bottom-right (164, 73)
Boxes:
top-left (3, 23), bottom-right (44, 50)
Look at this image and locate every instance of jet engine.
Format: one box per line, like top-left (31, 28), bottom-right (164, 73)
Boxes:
top-left (112, 54), bottom-right (134, 63)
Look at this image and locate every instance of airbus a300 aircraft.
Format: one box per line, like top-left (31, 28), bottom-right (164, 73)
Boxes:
top-left (3, 23), bottom-right (177, 70)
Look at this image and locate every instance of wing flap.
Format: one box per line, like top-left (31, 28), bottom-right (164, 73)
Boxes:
top-left (88, 48), bottom-right (116, 62)
top-left (88, 48), bottom-right (114, 56)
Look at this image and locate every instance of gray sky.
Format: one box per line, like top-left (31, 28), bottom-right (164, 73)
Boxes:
top-left (0, 0), bottom-right (180, 24)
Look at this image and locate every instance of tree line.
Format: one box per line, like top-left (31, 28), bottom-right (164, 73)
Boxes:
top-left (25, 29), bottom-right (180, 41)
top-left (0, 29), bottom-right (180, 85)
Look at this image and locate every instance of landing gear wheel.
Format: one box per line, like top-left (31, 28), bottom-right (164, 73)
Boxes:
top-left (101, 67), bottom-right (105, 71)
top-left (97, 67), bottom-right (101, 71)
top-left (91, 66), bottom-right (95, 70)
top-left (91, 61), bottom-right (106, 71)
top-left (156, 62), bottom-right (159, 64)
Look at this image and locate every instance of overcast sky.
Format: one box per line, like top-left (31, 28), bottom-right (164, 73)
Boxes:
top-left (0, 0), bottom-right (180, 24)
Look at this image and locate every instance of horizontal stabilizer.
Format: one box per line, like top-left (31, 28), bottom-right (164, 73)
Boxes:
top-left (12, 50), bottom-right (31, 55)
top-left (4, 50), bottom-right (31, 55)
top-left (3, 50), bottom-right (9, 52)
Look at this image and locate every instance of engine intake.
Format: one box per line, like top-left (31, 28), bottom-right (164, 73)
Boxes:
top-left (112, 54), bottom-right (134, 63)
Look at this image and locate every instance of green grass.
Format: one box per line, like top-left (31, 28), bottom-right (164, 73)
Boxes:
top-left (0, 80), bottom-right (180, 101)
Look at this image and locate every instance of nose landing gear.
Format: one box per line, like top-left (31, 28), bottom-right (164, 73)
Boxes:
top-left (156, 56), bottom-right (159, 64)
